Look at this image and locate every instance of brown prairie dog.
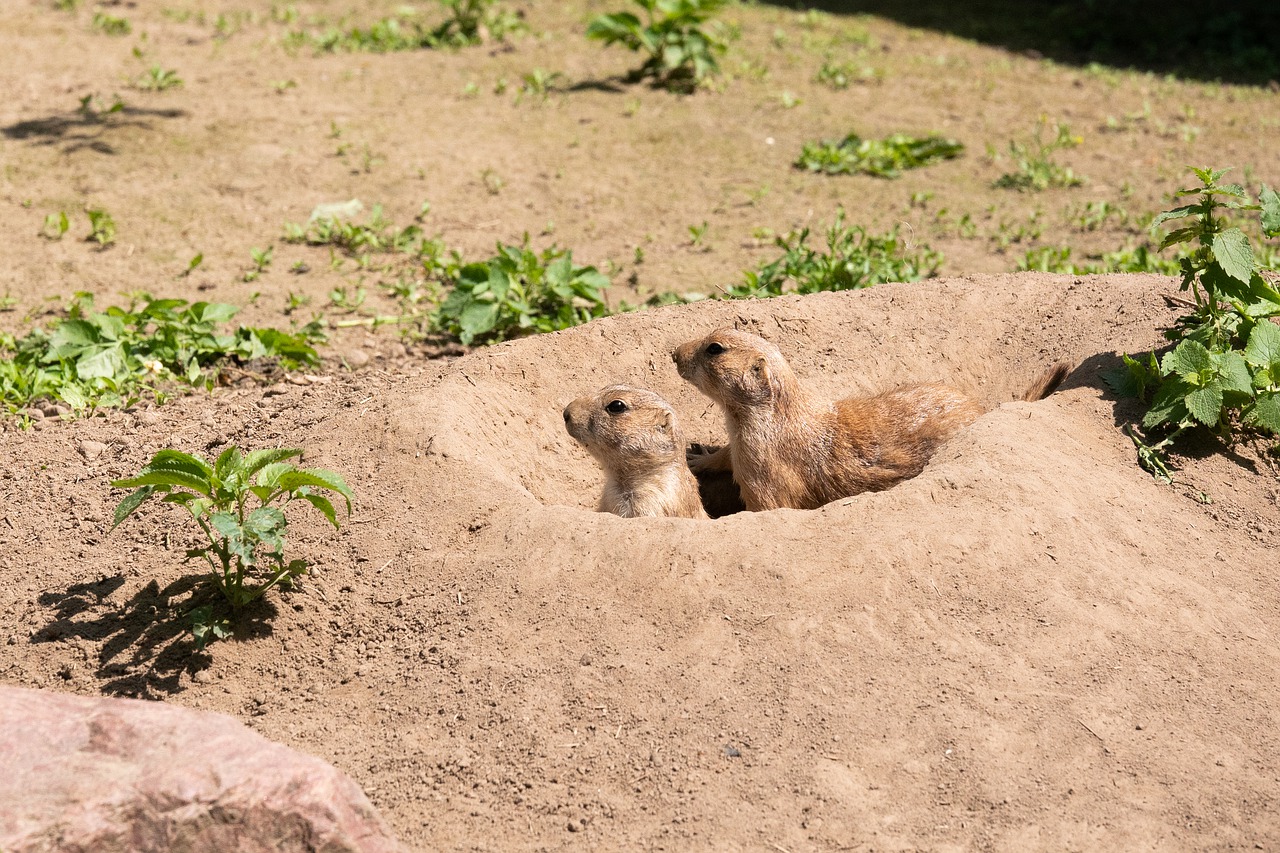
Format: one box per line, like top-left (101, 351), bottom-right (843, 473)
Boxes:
top-left (673, 328), bottom-right (1069, 512)
top-left (563, 384), bottom-right (708, 519)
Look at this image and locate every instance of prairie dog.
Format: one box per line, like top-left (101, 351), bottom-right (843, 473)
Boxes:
top-left (673, 328), bottom-right (1069, 511)
top-left (563, 384), bottom-right (708, 519)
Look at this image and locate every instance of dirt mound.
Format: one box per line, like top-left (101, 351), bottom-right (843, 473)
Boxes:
top-left (4, 273), bottom-right (1280, 850)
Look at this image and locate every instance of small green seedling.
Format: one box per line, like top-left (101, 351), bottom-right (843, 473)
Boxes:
top-left (133, 65), bottom-right (183, 91)
top-left (243, 246), bottom-right (273, 282)
top-left (85, 208), bottom-right (116, 247)
top-left (688, 221), bottom-right (709, 247)
top-left (587, 0), bottom-right (728, 91)
top-left (180, 252), bottom-right (204, 277)
top-left (111, 446), bottom-right (354, 648)
top-left (41, 211), bottom-right (70, 240)
top-left (517, 68), bottom-right (565, 102)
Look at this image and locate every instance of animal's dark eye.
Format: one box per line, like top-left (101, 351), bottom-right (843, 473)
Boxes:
top-left (706, 342), bottom-right (726, 356)
top-left (605, 400), bottom-right (628, 414)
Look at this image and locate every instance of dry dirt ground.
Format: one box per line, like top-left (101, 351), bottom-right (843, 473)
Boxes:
top-left (2, 2), bottom-right (1280, 851)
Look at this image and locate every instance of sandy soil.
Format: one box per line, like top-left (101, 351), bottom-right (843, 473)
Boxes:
top-left (3, 2), bottom-right (1280, 851)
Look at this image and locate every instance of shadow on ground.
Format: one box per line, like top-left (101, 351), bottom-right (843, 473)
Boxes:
top-left (33, 574), bottom-right (275, 698)
top-left (2, 104), bottom-right (188, 155)
top-left (764, 1), bottom-right (1280, 85)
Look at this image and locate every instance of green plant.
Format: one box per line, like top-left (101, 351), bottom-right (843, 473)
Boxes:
top-left (0, 293), bottom-right (322, 416)
top-left (41, 211), bottom-right (70, 240)
top-left (434, 241), bottom-right (611, 345)
top-left (92, 12), bottom-right (131, 35)
top-left (243, 246), bottom-right (273, 282)
top-left (85, 208), bottom-right (116, 247)
top-left (1017, 243), bottom-right (1181, 275)
top-left (132, 66), bottom-right (183, 91)
top-left (814, 58), bottom-right (880, 89)
top-left (688, 221), bottom-right (708, 247)
top-left (293, 1), bottom-right (522, 53)
top-left (586, 0), bottom-right (728, 91)
top-left (430, 0), bottom-right (524, 47)
top-left (111, 446), bottom-right (353, 647)
top-left (1105, 167), bottom-right (1280, 478)
top-left (181, 253), bottom-right (204, 277)
top-left (517, 68), bottom-right (564, 102)
top-left (77, 94), bottom-right (124, 121)
top-left (993, 120), bottom-right (1085, 191)
top-left (796, 132), bottom-right (964, 179)
top-left (727, 208), bottom-right (942, 298)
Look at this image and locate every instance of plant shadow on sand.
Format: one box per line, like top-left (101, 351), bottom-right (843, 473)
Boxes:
top-left (2, 105), bottom-right (187, 155)
top-left (33, 574), bottom-right (276, 698)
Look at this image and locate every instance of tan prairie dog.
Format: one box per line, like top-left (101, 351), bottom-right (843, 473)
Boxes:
top-left (563, 384), bottom-right (708, 519)
top-left (673, 328), bottom-right (1070, 512)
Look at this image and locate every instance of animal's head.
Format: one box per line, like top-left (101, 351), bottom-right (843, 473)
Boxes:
top-left (672, 328), bottom-right (793, 411)
top-left (563, 384), bottom-right (681, 470)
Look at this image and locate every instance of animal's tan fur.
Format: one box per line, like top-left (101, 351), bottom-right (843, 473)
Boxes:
top-left (563, 384), bottom-right (708, 519)
top-left (673, 328), bottom-right (1070, 511)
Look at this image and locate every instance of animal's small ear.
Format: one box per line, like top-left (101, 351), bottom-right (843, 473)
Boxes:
top-left (656, 409), bottom-right (672, 434)
top-left (749, 356), bottom-right (776, 398)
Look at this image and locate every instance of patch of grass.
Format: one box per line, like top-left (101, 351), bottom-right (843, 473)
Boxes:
top-left (91, 12), bottom-right (131, 35)
top-left (993, 119), bottom-right (1085, 191)
top-left (1016, 243), bottom-right (1181, 275)
top-left (111, 446), bottom-right (353, 648)
top-left (796, 132), bottom-right (964, 179)
top-left (814, 58), bottom-right (880, 89)
top-left (289, 1), bottom-right (523, 53)
top-left (587, 0), bottom-right (729, 92)
top-left (0, 293), bottom-right (323, 417)
top-left (726, 208), bottom-right (941, 298)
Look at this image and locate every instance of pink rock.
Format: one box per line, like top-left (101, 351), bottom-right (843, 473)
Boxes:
top-left (0, 686), bottom-right (407, 853)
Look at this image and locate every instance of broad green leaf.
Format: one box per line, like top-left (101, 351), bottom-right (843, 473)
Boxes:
top-left (1147, 205), bottom-right (1198, 230)
top-left (243, 448), bottom-right (302, 479)
top-left (1244, 320), bottom-right (1280, 368)
top-left (1261, 184), bottom-right (1280, 237)
top-left (1212, 228), bottom-right (1255, 284)
top-left (278, 467), bottom-right (355, 512)
top-left (215, 445), bottom-right (243, 482)
top-left (1158, 226), bottom-right (1200, 251)
top-left (1215, 350), bottom-right (1253, 395)
top-left (74, 344), bottom-right (128, 381)
top-left (1143, 379), bottom-right (1190, 430)
top-left (1185, 383), bottom-right (1223, 426)
top-left (458, 301), bottom-right (500, 343)
top-left (111, 469), bottom-right (212, 495)
top-left (148, 448), bottom-right (214, 478)
top-left (1162, 339), bottom-right (1211, 380)
top-left (245, 506), bottom-right (287, 552)
top-left (297, 492), bottom-right (339, 528)
top-left (1249, 391), bottom-right (1280, 434)
top-left (111, 485), bottom-right (156, 529)
top-left (254, 461), bottom-right (296, 491)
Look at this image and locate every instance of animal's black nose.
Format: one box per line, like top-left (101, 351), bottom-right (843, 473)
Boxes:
top-left (562, 408), bottom-right (571, 422)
